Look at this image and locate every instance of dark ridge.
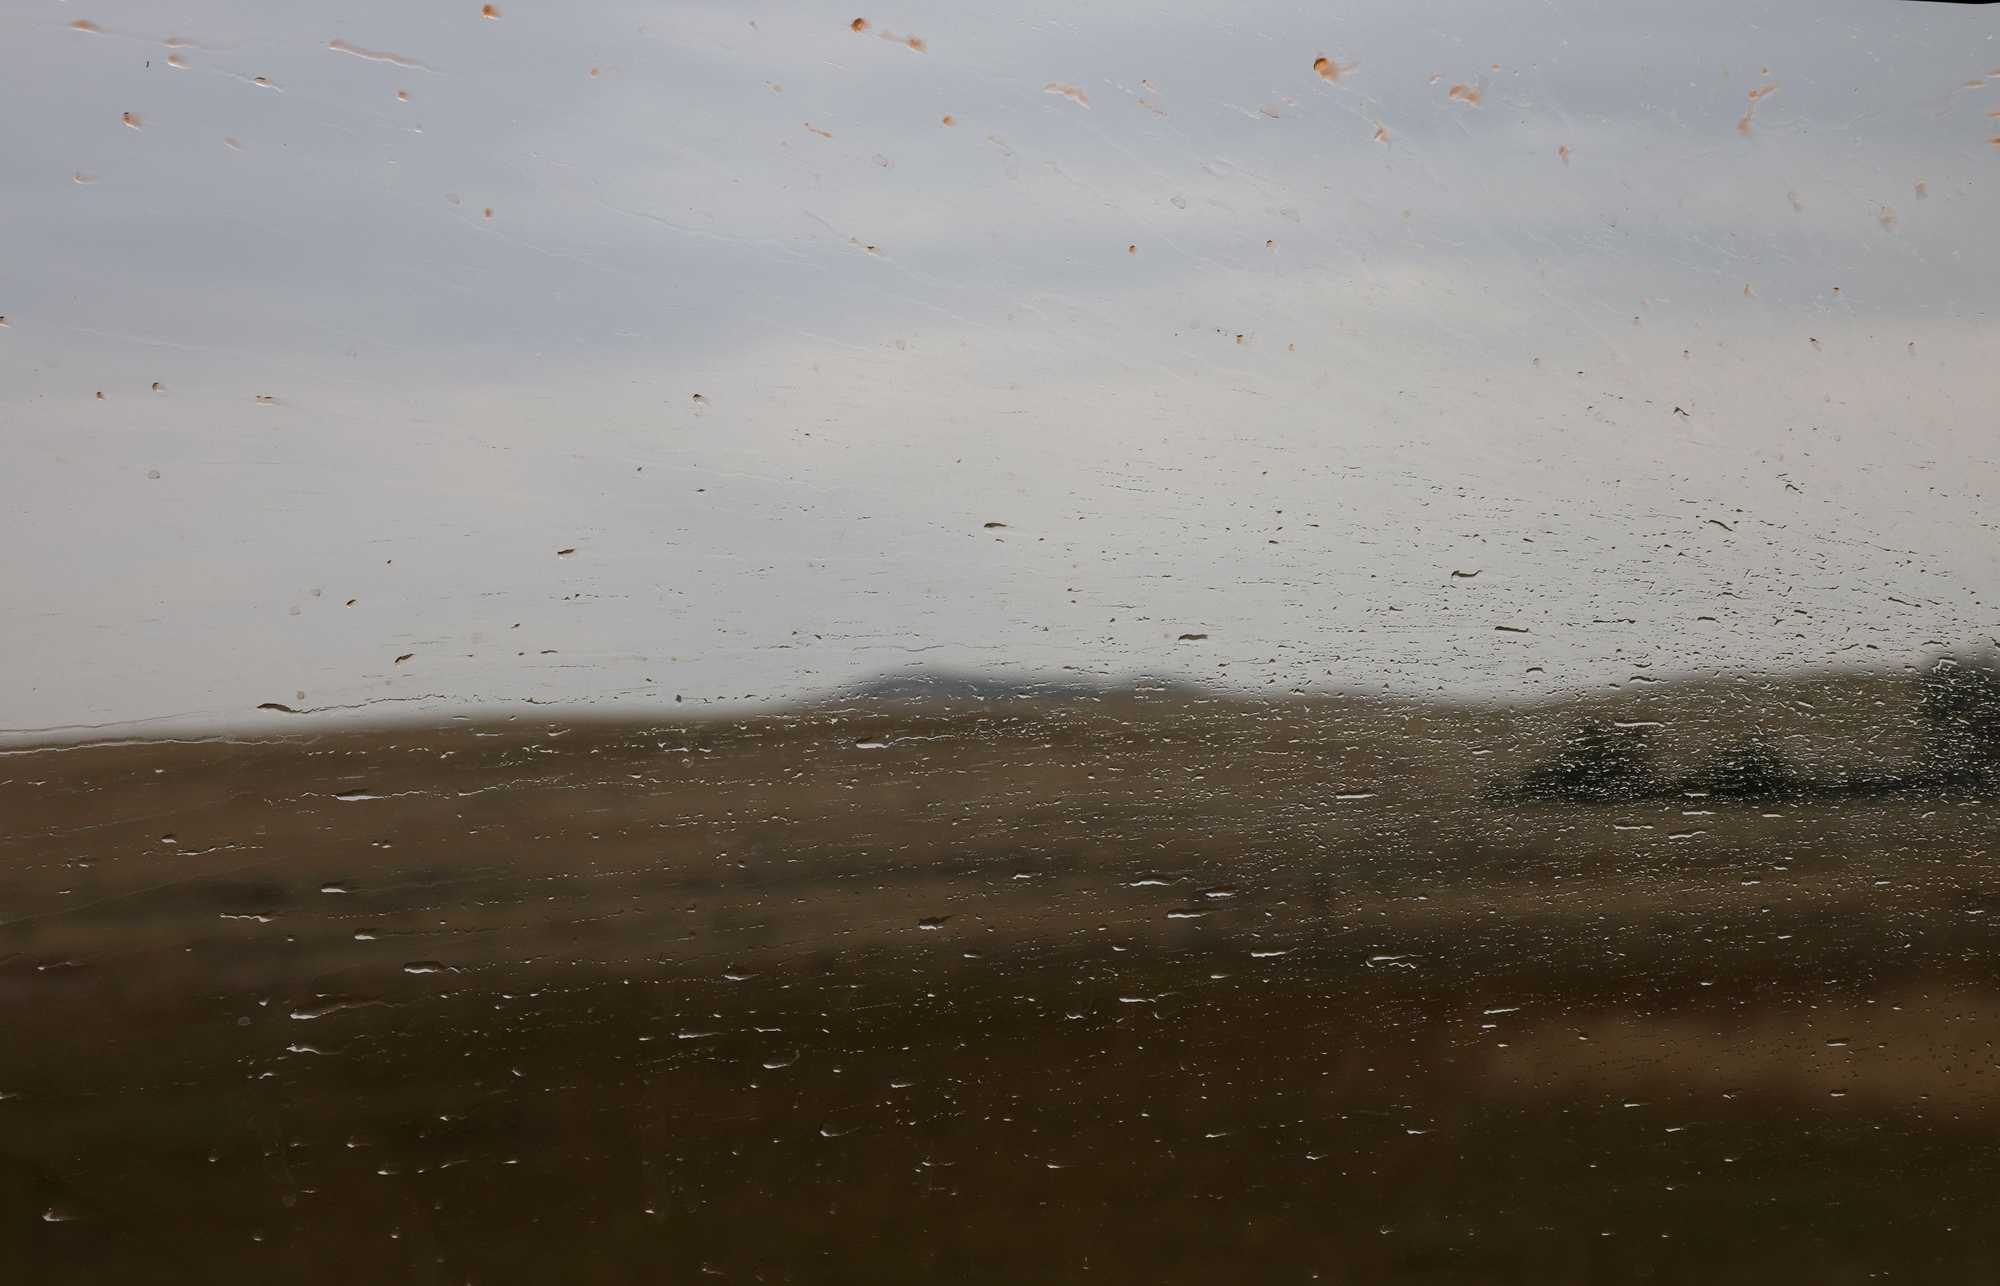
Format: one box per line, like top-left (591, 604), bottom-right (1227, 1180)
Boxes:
top-left (824, 667), bottom-right (1210, 705)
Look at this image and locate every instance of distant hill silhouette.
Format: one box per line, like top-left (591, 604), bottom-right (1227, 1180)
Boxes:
top-left (826, 667), bottom-right (1209, 705)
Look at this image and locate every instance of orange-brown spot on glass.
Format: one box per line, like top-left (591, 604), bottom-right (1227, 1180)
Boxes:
top-left (95, 391), bottom-right (105, 401)
top-left (1313, 56), bottom-right (1337, 82)
top-left (1878, 206), bottom-right (1897, 231)
top-left (1743, 283), bottom-right (1755, 298)
top-left (481, 3), bottom-right (500, 16)
top-left (1914, 180), bottom-right (1927, 199)
top-left (1235, 334), bottom-right (1244, 345)
top-left (1558, 144), bottom-right (1571, 165)
top-left (905, 35), bottom-right (925, 51)
top-left (940, 113), bottom-right (954, 126)
top-left (1738, 83), bottom-right (1776, 136)
top-left (73, 172), bottom-right (96, 184)
top-left (1265, 239), bottom-right (1276, 251)
top-left (1044, 83), bottom-right (1089, 108)
top-left (121, 111), bottom-right (141, 128)
top-left (483, 207), bottom-right (494, 219)
top-left (1126, 244), bottom-right (1136, 255)
top-left (152, 381), bottom-right (163, 392)
top-left (0, 317), bottom-right (9, 327)
top-left (850, 17), bottom-right (868, 32)
top-left (70, 19), bottom-right (101, 33)
top-left (167, 53), bottom-right (187, 68)
top-left (1448, 83), bottom-right (1481, 106)
top-left (1373, 123), bottom-right (1390, 142)
top-left (396, 89), bottom-right (410, 101)
top-left (804, 122), bottom-right (832, 138)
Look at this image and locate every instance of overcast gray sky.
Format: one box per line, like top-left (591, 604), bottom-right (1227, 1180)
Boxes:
top-left (3, 0), bottom-right (1997, 736)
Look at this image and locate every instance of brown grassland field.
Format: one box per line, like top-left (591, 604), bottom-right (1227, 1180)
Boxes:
top-left (2, 669), bottom-right (1997, 1283)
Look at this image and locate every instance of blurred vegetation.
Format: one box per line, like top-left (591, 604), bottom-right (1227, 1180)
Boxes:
top-left (1497, 652), bottom-right (2000, 803)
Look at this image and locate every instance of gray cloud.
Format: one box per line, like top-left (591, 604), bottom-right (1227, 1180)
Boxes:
top-left (3, 0), bottom-right (1997, 735)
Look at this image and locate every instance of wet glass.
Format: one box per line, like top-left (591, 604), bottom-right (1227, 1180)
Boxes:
top-left (4, 0), bottom-right (1999, 1280)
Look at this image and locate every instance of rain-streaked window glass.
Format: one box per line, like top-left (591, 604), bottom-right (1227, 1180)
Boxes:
top-left (4, 0), bottom-right (1998, 1279)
